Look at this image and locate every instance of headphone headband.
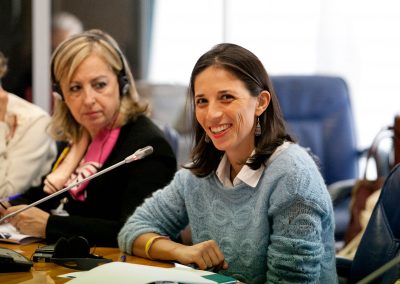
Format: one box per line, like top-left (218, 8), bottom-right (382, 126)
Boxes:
top-left (51, 30), bottom-right (129, 100)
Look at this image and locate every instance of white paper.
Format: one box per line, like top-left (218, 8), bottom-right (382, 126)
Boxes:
top-left (0, 223), bottom-right (43, 244)
top-left (173, 263), bottom-right (214, 277)
top-left (63, 262), bottom-right (217, 284)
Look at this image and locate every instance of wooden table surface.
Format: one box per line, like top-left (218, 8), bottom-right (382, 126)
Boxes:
top-left (0, 242), bottom-right (173, 284)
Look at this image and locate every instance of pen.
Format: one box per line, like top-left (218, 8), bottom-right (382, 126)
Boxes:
top-left (0, 193), bottom-right (23, 209)
top-left (0, 202), bottom-right (6, 210)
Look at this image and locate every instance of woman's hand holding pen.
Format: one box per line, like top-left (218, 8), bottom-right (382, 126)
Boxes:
top-left (0, 201), bottom-right (8, 216)
top-left (3, 205), bottom-right (49, 238)
top-left (174, 240), bottom-right (229, 271)
top-left (0, 194), bottom-right (23, 215)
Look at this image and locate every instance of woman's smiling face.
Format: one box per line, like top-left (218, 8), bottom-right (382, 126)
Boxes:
top-left (194, 66), bottom-right (260, 160)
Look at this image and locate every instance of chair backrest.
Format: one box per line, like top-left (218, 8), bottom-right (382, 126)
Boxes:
top-left (136, 81), bottom-right (190, 165)
top-left (136, 81), bottom-right (188, 130)
top-left (271, 75), bottom-right (358, 185)
top-left (160, 124), bottom-right (179, 156)
top-left (349, 163), bottom-right (400, 283)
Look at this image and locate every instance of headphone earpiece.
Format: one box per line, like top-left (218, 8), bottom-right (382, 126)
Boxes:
top-left (53, 236), bottom-right (90, 258)
top-left (68, 236), bottom-right (91, 258)
top-left (53, 237), bottom-right (69, 258)
top-left (52, 82), bottom-right (64, 101)
top-left (118, 73), bottom-right (129, 97)
top-left (51, 235), bottom-right (112, 270)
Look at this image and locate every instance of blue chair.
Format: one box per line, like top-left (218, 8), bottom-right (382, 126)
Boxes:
top-left (136, 81), bottom-right (189, 165)
top-left (160, 124), bottom-right (180, 156)
top-left (271, 75), bottom-right (359, 185)
top-left (336, 163), bottom-right (400, 284)
top-left (271, 75), bottom-right (359, 239)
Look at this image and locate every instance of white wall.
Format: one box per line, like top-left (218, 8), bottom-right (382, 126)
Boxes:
top-left (32, 0), bottom-right (51, 111)
top-left (149, 0), bottom-right (400, 150)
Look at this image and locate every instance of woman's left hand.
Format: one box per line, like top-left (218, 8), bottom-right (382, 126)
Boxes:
top-left (173, 240), bottom-right (228, 271)
top-left (6, 205), bottom-right (49, 238)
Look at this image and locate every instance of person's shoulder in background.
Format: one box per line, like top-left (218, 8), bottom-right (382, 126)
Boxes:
top-left (7, 93), bottom-right (50, 120)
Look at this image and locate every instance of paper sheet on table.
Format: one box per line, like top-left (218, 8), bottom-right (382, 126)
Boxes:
top-left (62, 262), bottom-right (216, 284)
top-left (0, 223), bottom-right (43, 244)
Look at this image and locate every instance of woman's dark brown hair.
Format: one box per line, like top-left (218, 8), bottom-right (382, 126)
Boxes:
top-left (185, 43), bottom-right (294, 177)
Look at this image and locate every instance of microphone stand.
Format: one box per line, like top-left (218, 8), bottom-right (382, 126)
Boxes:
top-left (0, 146), bottom-right (153, 223)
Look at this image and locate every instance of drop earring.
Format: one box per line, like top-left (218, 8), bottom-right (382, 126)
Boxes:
top-left (205, 134), bottom-right (210, 143)
top-left (255, 117), bottom-right (262, 136)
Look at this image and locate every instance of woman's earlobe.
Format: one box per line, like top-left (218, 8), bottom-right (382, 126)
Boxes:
top-left (257, 90), bottom-right (271, 114)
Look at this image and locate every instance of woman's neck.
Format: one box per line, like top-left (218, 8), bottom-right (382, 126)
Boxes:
top-left (230, 165), bottom-right (239, 182)
top-left (227, 151), bottom-right (253, 182)
top-left (89, 112), bottom-right (122, 139)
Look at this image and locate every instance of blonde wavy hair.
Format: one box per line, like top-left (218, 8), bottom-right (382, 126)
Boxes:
top-left (50, 29), bottom-right (148, 143)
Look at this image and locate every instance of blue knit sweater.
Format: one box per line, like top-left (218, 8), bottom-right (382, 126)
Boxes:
top-left (118, 144), bottom-right (337, 283)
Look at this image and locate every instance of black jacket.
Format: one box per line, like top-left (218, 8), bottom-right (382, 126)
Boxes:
top-left (12, 115), bottom-right (177, 247)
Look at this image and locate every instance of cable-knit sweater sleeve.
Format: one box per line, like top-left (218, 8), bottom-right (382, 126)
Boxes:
top-left (265, 148), bottom-right (336, 283)
top-left (118, 169), bottom-right (190, 254)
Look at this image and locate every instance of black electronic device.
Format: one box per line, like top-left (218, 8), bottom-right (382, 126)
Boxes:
top-left (0, 247), bottom-right (33, 272)
top-left (32, 244), bottom-right (56, 263)
top-left (32, 236), bottom-right (112, 270)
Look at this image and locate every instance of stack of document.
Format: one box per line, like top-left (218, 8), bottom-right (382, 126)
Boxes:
top-left (61, 262), bottom-right (237, 284)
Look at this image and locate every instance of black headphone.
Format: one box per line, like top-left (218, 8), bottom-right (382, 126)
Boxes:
top-left (51, 236), bottom-right (112, 270)
top-left (51, 30), bottom-right (130, 100)
top-left (53, 235), bottom-right (90, 258)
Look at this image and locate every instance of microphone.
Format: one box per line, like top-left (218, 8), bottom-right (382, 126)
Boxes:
top-left (0, 146), bottom-right (153, 223)
top-left (124, 145), bottom-right (153, 163)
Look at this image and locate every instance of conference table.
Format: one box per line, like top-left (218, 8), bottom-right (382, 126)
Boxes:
top-left (0, 242), bottom-right (174, 284)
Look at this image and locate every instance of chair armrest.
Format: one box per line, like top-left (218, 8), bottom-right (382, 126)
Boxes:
top-left (336, 256), bottom-right (353, 282)
top-left (328, 179), bottom-right (356, 206)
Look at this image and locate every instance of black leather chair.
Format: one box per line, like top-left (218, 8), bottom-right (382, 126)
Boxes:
top-left (336, 163), bottom-right (400, 284)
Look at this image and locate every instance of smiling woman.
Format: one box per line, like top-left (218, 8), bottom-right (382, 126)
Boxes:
top-left (118, 43), bottom-right (337, 283)
top-left (194, 66), bottom-right (270, 178)
top-left (1, 29), bottom-right (177, 247)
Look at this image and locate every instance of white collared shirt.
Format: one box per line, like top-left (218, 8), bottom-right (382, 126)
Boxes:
top-left (216, 141), bottom-right (291, 188)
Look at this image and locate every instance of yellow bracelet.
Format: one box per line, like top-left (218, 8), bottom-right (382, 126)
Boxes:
top-left (144, 235), bottom-right (170, 260)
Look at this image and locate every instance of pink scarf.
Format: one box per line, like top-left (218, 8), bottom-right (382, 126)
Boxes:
top-left (67, 128), bottom-right (121, 201)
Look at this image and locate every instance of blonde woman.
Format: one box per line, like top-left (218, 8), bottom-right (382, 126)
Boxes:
top-left (1, 30), bottom-right (177, 247)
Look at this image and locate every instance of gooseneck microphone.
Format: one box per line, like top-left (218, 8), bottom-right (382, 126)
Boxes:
top-left (0, 146), bottom-right (153, 224)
